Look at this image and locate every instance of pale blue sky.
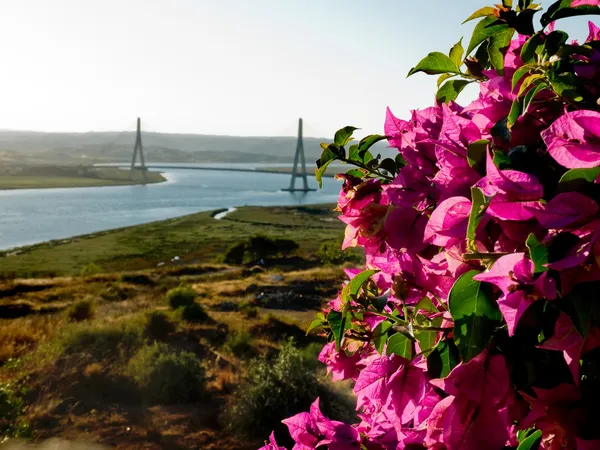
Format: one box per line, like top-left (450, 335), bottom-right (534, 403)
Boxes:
top-left (0, 1), bottom-right (592, 137)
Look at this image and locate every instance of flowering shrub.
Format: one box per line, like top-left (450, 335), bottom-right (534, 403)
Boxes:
top-left (262, 1), bottom-right (600, 449)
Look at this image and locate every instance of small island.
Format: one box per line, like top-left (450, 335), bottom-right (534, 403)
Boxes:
top-left (0, 164), bottom-right (165, 190)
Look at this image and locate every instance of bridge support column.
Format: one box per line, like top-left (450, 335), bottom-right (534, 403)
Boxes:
top-left (282, 118), bottom-right (315, 192)
top-left (130, 117), bottom-right (148, 183)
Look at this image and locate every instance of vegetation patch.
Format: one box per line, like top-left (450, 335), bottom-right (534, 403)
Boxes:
top-left (126, 342), bottom-right (206, 404)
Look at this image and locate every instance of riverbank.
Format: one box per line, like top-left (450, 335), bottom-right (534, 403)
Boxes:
top-left (0, 204), bottom-right (352, 278)
top-left (0, 166), bottom-right (165, 190)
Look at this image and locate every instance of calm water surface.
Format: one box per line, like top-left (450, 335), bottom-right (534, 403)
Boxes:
top-left (0, 165), bottom-right (342, 250)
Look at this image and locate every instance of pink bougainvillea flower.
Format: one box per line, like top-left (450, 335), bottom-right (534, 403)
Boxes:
top-left (476, 149), bottom-right (543, 221)
top-left (281, 411), bottom-right (320, 450)
top-left (318, 342), bottom-right (364, 382)
top-left (571, 0), bottom-right (600, 6)
top-left (425, 395), bottom-right (511, 450)
top-left (525, 192), bottom-right (599, 229)
top-left (542, 110), bottom-right (600, 169)
top-left (474, 253), bottom-right (556, 335)
top-left (258, 432), bottom-right (288, 450)
top-left (549, 219), bottom-right (600, 270)
top-left (310, 399), bottom-right (361, 450)
top-left (430, 350), bottom-right (510, 406)
top-left (423, 196), bottom-right (471, 246)
top-left (587, 21), bottom-right (600, 41)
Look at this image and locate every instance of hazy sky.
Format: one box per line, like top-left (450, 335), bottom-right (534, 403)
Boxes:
top-left (0, 1), bottom-right (593, 137)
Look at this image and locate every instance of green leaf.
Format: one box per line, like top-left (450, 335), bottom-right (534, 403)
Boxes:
top-left (415, 328), bottom-right (438, 356)
top-left (427, 338), bottom-right (460, 378)
top-left (541, 1), bottom-right (600, 28)
top-left (334, 126), bottom-right (359, 147)
top-left (373, 321), bottom-right (393, 354)
top-left (395, 153), bottom-right (407, 168)
top-left (467, 187), bottom-right (493, 252)
top-left (467, 140), bottom-right (489, 175)
top-left (378, 158), bottom-right (397, 175)
top-left (488, 27), bottom-right (515, 75)
top-left (408, 52), bottom-right (460, 77)
top-left (507, 99), bottom-right (522, 128)
top-left (550, 72), bottom-right (583, 102)
top-left (386, 332), bottom-right (413, 359)
top-left (306, 312), bottom-right (326, 335)
top-left (358, 134), bottom-right (387, 156)
top-left (436, 79), bottom-right (471, 104)
top-left (493, 149), bottom-right (512, 169)
top-left (558, 166), bottom-right (600, 192)
top-left (463, 6), bottom-right (496, 23)
top-left (523, 82), bottom-right (549, 113)
top-left (467, 17), bottom-right (509, 56)
top-left (449, 270), bottom-right (502, 362)
top-left (520, 32), bottom-right (545, 64)
top-left (517, 430), bottom-right (542, 449)
top-left (449, 38), bottom-right (464, 67)
top-left (346, 168), bottom-right (366, 178)
top-left (512, 64), bottom-right (533, 91)
top-left (315, 159), bottom-right (334, 189)
top-left (545, 31), bottom-right (569, 56)
top-left (526, 233), bottom-right (548, 274)
top-left (327, 310), bottom-right (346, 350)
top-left (415, 296), bottom-right (438, 313)
top-left (341, 269), bottom-right (378, 303)
top-left (437, 73), bottom-right (455, 88)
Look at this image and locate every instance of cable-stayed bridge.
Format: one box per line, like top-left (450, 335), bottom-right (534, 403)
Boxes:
top-left (95, 117), bottom-right (322, 192)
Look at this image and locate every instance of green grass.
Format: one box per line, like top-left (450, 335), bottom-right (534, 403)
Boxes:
top-left (0, 204), bottom-right (344, 277)
top-left (0, 167), bottom-right (165, 190)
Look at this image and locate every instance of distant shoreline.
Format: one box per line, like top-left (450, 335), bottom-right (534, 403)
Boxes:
top-left (0, 166), bottom-right (166, 190)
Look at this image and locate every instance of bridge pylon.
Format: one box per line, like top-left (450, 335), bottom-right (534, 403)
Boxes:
top-left (130, 117), bottom-right (148, 183)
top-left (282, 118), bottom-right (315, 192)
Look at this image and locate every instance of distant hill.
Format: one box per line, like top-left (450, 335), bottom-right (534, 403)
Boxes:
top-left (0, 130), bottom-right (392, 164)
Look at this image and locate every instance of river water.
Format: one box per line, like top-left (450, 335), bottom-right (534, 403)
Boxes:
top-left (0, 165), bottom-right (343, 250)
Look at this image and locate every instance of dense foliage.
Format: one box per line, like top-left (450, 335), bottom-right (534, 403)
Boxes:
top-left (263, 1), bottom-right (600, 449)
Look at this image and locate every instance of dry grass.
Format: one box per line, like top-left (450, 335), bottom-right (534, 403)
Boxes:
top-left (0, 262), bottom-right (349, 449)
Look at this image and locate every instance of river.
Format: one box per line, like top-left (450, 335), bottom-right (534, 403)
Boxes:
top-left (0, 164), bottom-right (343, 250)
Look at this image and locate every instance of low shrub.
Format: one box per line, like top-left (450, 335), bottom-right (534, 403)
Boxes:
top-left (101, 282), bottom-right (128, 301)
top-left (126, 342), bottom-right (205, 404)
top-left (240, 305), bottom-right (259, 319)
top-left (226, 340), bottom-right (353, 441)
top-left (66, 299), bottom-right (95, 322)
top-left (316, 241), bottom-right (362, 265)
top-left (0, 382), bottom-right (30, 439)
top-left (166, 284), bottom-right (196, 309)
top-left (144, 311), bottom-right (176, 340)
top-left (223, 242), bottom-right (246, 265)
top-left (80, 263), bottom-right (102, 277)
top-left (120, 273), bottom-right (154, 285)
top-left (224, 331), bottom-right (253, 357)
top-left (181, 302), bottom-right (209, 323)
top-left (55, 321), bottom-right (143, 361)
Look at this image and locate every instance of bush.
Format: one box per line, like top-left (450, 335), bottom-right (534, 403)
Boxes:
top-left (120, 273), bottom-right (154, 285)
top-left (80, 263), bottom-right (102, 277)
top-left (56, 321), bottom-right (143, 361)
top-left (223, 242), bottom-right (246, 265)
top-left (126, 342), bottom-right (205, 404)
top-left (166, 284), bottom-right (196, 309)
top-left (240, 305), bottom-right (259, 319)
top-left (317, 241), bottom-right (362, 265)
top-left (224, 331), bottom-right (253, 357)
top-left (101, 282), bottom-right (128, 301)
top-left (66, 299), bottom-right (95, 322)
top-left (0, 383), bottom-right (29, 439)
top-left (181, 302), bottom-right (209, 323)
top-left (247, 235), bottom-right (278, 261)
top-left (227, 340), bottom-right (353, 441)
top-left (274, 238), bottom-right (299, 256)
top-left (144, 311), bottom-right (176, 340)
